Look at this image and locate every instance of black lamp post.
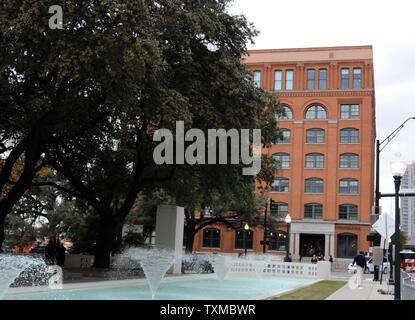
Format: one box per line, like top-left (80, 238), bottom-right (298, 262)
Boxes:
top-left (244, 223), bottom-right (249, 256)
top-left (375, 117), bottom-right (415, 215)
top-left (284, 213), bottom-right (291, 262)
top-left (373, 117), bottom-right (414, 282)
top-left (389, 152), bottom-right (407, 300)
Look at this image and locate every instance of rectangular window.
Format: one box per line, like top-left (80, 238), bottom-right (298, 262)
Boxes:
top-left (340, 129), bottom-right (359, 144)
top-left (304, 204), bottom-right (323, 219)
top-left (307, 69), bottom-right (315, 90)
top-left (339, 180), bottom-right (359, 194)
top-left (319, 69), bottom-right (327, 89)
top-left (353, 68), bottom-right (361, 89)
top-left (274, 70), bottom-right (282, 90)
top-left (285, 70), bottom-right (293, 90)
top-left (273, 153), bottom-right (290, 169)
top-left (305, 154), bottom-right (324, 169)
top-left (253, 70), bottom-right (261, 88)
top-left (306, 129), bottom-right (325, 144)
top-left (340, 104), bottom-right (360, 119)
top-left (305, 179), bottom-right (324, 193)
top-left (275, 129), bottom-right (291, 144)
top-left (341, 68), bottom-right (349, 89)
top-left (271, 178), bottom-right (289, 193)
top-left (340, 154), bottom-right (359, 169)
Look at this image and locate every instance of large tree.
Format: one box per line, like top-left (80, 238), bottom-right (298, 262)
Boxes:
top-left (1, 0), bottom-right (282, 268)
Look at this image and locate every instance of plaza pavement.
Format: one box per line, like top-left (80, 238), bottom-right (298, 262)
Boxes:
top-left (326, 271), bottom-right (394, 300)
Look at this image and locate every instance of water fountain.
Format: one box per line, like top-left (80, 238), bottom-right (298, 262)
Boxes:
top-left (211, 255), bottom-right (231, 282)
top-left (122, 247), bottom-right (176, 300)
top-left (0, 254), bottom-right (48, 300)
top-left (248, 254), bottom-right (272, 278)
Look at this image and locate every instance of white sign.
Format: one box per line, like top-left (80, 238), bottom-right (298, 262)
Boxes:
top-left (372, 213), bottom-right (395, 240)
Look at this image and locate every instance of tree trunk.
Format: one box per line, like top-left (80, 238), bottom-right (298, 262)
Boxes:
top-left (93, 216), bottom-right (118, 269)
top-left (185, 219), bottom-right (196, 254)
top-left (0, 215), bottom-right (5, 251)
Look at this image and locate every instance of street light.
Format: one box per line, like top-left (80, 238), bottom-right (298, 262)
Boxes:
top-left (372, 117), bottom-right (415, 282)
top-left (284, 213), bottom-right (291, 262)
top-left (244, 223), bottom-right (249, 256)
top-left (389, 152), bottom-right (407, 300)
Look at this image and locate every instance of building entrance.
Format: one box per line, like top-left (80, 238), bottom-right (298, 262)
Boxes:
top-left (300, 234), bottom-right (325, 257)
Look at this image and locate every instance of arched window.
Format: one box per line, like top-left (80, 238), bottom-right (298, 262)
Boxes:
top-left (202, 228), bottom-right (221, 248)
top-left (269, 230), bottom-right (287, 251)
top-left (304, 203), bottom-right (323, 219)
top-left (271, 178), bottom-right (289, 193)
top-left (275, 128), bottom-right (291, 144)
top-left (340, 128), bottom-right (359, 144)
top-left (306, 128), bottom-right (325, 144)
top-left (276, 105), bottom-right (293, 120)
top-left (270, 201), bottom-right (288, 218)
top-left (339, 153), bottom-right (359, 169)
top-left (339, 204), bottom-right (358, 220)
top-left (305, 105), bottom-right (327, 120)
top-left (305, 178), bottom-right (324, 193)
top-left (235, 229), bottom-right (253, 249)
top-left (339, 178), bottom-right (359, 194)
top-left (273, 153), bottom-right (290, 169)
top-left (305, 153), bottom-right (324, 169)
top-left (337, 233), bottom-right (357, 258)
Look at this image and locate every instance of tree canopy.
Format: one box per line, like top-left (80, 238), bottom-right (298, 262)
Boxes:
top-left (1, 0), bottom-right (283, 267)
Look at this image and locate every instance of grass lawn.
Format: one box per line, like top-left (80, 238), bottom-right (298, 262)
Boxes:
top-left (272, 280), bottom-right (347, 300)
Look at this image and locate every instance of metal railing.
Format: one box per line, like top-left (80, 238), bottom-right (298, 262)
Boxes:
top-left (401, 270), bottom-right (415, 300)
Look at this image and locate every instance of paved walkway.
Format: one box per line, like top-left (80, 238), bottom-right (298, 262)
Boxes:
top-left (326, 275), bottom-right (394, 300)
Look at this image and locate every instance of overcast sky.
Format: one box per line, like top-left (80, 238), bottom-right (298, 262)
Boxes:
top-left (228, 0), bottom-right (415, 215)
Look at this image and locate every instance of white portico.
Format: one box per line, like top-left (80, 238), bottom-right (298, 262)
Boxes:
top-left (290, 220), bottom-right (335, 260)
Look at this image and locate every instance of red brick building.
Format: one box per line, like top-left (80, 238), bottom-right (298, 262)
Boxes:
top-left (191, 46), bottom-right (376, 261)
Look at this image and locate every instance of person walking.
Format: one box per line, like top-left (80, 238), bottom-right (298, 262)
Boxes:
top-left (45, 239), bottom-right (57, 265)
top-left (56, 241), bottom-right (66, 268)
top-left (329, 255), bottom-right (334, 271)
top-left (352, 251), bottom-right (368, 289)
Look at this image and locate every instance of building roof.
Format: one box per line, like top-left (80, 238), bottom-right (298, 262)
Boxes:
top-left (243, 45), bottom-right (373, 64)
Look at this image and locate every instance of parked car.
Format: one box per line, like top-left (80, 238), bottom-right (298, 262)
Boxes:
top-left (182, 253), bottom-right (214, 274)
top-left (348, 257), bottom-right (389, 274)
top-left (28, 246), bottom-right (46, 254)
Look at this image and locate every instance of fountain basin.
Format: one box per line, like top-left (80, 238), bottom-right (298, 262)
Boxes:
top-left (3, 274), bottom-right (315, 300)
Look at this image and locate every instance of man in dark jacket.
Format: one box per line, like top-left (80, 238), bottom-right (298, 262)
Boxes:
top-left (45, 239), bottom-right (57, 265)
top-left (56, 241), bottom-right (66, 268)
top-left (352, 251), bottom-right (368, 288)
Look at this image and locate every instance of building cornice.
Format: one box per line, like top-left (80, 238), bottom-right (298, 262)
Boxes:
top-left (272, 89), bottom-right (374, 98)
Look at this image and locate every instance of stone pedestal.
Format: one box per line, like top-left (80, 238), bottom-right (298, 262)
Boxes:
top-left (155, 205), bottom-right (185, 274)
top-left (317, 261), bottom-right (331, 280)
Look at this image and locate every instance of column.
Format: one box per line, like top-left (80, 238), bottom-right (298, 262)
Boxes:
top-left (290, 230), bottom-right (295, 256)
top-left (325, 234), bottom-right (329, 258)
top-left (294, 232), bottom-right (300, 258)
top-left (330, 234), bottom-right (335, 257)
top-left (155, 205), bottom-right (185, 274)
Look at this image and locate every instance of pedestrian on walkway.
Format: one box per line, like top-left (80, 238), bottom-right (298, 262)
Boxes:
top-left (45, 239), bottom-right (58, 265)
top-left (352, 251), bottom-right (368, 289)
top-left (329, 255), bottom-right (333, 271)
top-left (56, 241), bottom-right (66, 268)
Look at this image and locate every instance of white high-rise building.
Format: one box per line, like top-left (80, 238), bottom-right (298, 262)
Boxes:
top-left (401, 162), bottom-right (415, 246)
